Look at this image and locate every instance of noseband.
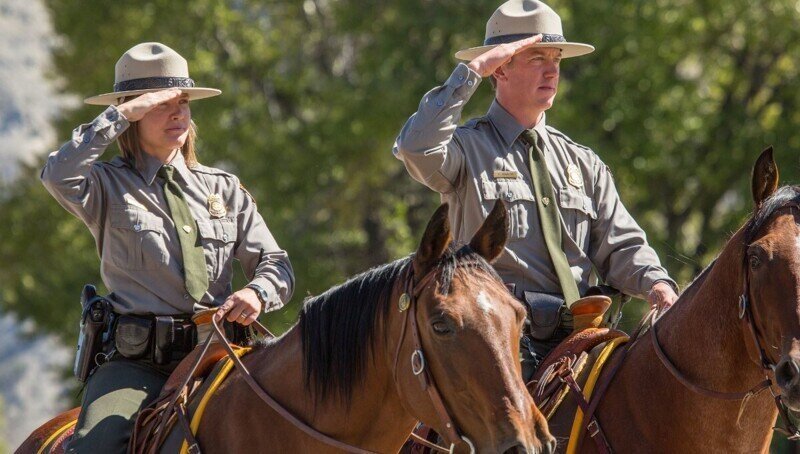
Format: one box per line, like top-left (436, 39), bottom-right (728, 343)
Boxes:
top-left (392, 263), bottom-right (477, 454)
top-left (650, 204), bottom-right (800, 440)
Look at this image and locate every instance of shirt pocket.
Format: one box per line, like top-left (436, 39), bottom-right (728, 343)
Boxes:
top-left (558, 187), bottom-right (597, 251)
top-left (108, 205), bottom-right (168, 270)
top-left (196, 218), bottom-right (237, 281)
top-left (481, 177), bottom-right (535, 240)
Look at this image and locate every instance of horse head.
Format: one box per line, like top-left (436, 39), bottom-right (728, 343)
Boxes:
top-left (742, 147), bottom-right (800, 411)
top-left (396, 201), bottom-right (555, 453)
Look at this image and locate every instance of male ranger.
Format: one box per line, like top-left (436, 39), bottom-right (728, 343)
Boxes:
top-left (393, 0), bottom-right (679, 379)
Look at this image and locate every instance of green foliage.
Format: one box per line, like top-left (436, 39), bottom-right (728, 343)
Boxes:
top-left (2, 0), bottom-right (800, 345)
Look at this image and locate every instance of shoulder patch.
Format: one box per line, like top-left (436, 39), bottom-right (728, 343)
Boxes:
top-left (239, 183), bottom-right (257, 207)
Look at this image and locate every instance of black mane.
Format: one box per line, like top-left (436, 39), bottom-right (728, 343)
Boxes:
top-left (744, 185), bottom-right (800, 244)
top-left (296, 244), bottom-right (500, 405)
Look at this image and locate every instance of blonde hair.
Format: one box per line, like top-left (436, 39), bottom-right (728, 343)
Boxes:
top-left (116, 95), bottom-right (199, 167)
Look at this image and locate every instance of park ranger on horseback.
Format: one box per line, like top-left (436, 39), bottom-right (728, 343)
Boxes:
top-left (40, 42), bottom-right (294, 452)
top-left (393, 0), bottom-right (679, 381)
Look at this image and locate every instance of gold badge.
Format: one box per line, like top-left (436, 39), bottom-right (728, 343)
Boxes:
top-left (207, 194), bottom-right (227, 218)
top-left (567, 164), bottom-right (583, 188)
top-left (493, 170), bottom-right (521, 180)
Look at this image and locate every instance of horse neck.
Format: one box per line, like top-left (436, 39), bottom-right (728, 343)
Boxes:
top-left (248, 299), bottom-right (417, 451)
top-left (609, 229), bottom-right (778, 448)
top-left (657, 230), bottom-right (766, 388)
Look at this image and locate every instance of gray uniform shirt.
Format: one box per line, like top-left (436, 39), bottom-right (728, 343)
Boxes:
top-left (41, 106), bottom-right (294, 315)
top-left (394, 63), bottom-right (676, 299)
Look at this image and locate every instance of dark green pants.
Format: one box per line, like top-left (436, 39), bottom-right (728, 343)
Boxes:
top-left (67, 358), bottom-right (175, 454)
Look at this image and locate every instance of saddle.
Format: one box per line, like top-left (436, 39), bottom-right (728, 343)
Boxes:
top-left (526, 296), bottom-right (627, 418)
top-left (129, 310), bottom-right (242, 454)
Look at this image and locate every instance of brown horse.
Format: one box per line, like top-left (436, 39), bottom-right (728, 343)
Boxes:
top-left (20, 201), bottom-right (555, 454)
top-left (546, 148), bottom-right (800, 453)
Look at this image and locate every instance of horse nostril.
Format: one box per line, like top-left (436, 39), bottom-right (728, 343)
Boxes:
top-left (777, 359), bottom-right (800, 388)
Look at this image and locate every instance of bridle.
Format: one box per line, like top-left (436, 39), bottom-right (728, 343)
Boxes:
top-left (650, 204), bottom-right (800, 440)
top-left (175, 260), bottom-right (480, 454)
top-left (391, 263), bottom-right (479, 454)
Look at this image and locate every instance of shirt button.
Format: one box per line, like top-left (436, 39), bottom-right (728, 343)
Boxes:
top-left (115, 124), bottom-right (122, 130)
top-left (458, 75), bottom-right (465, 81)
top-left (222, 233), bottom-right (229, 241)
top-left (506, 191), bottom-right (514, 200)
top-left (542, 197), bottom-right (551, 206)
top-left (436, 99), bottom-right (444, 107)
top-left (183, 293), bottom-right (190, 300)
top-left (467, 80), bottom-right (474, 86)
top-left (82, 135), bottom-right (91, 143)
top-left (133, 224), bottom-right (142, 232)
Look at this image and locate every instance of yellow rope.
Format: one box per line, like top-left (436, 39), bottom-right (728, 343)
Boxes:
top-left (179, 347), bottom-right (251, 454)
top-left (36, 418), bottom-right (77, 454)
top-left (565, 336), bottom-right (629, 454)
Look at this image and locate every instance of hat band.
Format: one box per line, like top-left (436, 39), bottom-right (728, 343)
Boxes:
top-left (484, 33), bottom-right (566, 46)
top-left (114, 77), bottom-right (196, 92)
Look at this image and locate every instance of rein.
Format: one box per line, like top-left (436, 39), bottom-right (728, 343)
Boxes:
top-left (176, 261), bottom-right (478, 454)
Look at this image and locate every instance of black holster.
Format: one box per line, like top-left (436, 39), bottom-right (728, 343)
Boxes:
top-left (73, 285), bottom-right (113, 382)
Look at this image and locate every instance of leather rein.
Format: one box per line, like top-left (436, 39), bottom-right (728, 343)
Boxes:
top-left (177, 262), bottom-right (474, 454)
top-left (650, 204), bottom-right (800, 440)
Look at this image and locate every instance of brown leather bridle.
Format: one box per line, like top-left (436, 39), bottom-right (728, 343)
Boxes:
top-left (391, 265), bottom-right (477, 454)
top-left (175, 261), bottom-right (476, 454)
top-left (650, 204), bottom-right (800, 440)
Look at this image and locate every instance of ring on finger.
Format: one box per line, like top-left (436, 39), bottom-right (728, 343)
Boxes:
top-left (238, 312), bottom-right (249, 320)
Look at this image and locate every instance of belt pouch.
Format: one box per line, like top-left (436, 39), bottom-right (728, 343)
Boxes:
top-left (153, 316), bottom-right (174, 365)
top-left (115, 316), bottom-right (152, 359)
top-left (523, 291), bottom-right (565, 341)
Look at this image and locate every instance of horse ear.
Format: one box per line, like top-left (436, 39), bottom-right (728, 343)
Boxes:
top-left (413, 203), bottom-right (453, 277)
top-left (469, 200), bottom-right (508, 263)
top-left (752, 146), bottom-right (779, 206)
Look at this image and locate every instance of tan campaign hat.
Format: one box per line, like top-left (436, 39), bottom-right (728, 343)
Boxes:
top-left (84, 42), bottom-right (221, 105)
top-left (455, 0), bottom-right (595, 61)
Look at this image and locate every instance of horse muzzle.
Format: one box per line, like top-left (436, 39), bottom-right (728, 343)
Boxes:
top-left (776, 356), bottom-right (800, 410)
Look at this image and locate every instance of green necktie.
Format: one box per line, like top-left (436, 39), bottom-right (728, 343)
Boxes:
top-left (158, 165), bottom-right (208, 302)
top-left (521, 130), bottom-right (581, 306)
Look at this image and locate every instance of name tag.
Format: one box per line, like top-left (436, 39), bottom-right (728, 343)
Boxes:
top-left (493, 170), bottom-right (521, 180)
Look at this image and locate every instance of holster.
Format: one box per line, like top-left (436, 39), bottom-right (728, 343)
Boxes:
top-left (73, 285), bottom-right (113, 382)
top-left (523, 291), bottom-right (565, 341)
top-left (153, 316), bottom-right (175, 365)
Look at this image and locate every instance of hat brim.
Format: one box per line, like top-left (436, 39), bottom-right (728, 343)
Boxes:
top-left (84, 87), bottom-right (222, 106)
top-left (454, 42), bottom-right (595, 61)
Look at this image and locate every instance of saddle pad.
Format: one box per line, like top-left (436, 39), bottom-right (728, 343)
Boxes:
top-left (178, 347), bottom-right (251, 454)
top-left (565, 336), bottom-right (629, 454)
top-left (36, 419), bottom-right (76, 454)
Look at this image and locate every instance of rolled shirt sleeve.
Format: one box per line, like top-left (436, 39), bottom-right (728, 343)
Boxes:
top-left (588, 160), bottom-right (678, 299)
top-left (234, 186), bottom-right (295, 313)
top-left (393, 63), bottom-right (482, 194)
top-left (40, 106), bottom-right (129, 225)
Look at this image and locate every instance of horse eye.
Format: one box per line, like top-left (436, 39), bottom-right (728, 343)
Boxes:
top-left (749, 255), bottom-right (761, 270)
top-left (432, 321), bottom-right (452, 335)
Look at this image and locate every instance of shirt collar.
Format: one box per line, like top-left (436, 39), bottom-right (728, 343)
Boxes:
top-left (138, 150), bottom-right (193, 185)
top-left (487, 100), bottom-right (549, 147)
top-left (166, 152), bottom-right (194, 183)
top-left (136, 152), bottom-right (165, 186)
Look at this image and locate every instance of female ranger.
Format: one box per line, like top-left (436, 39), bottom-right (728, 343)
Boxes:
top-left (40, 42), bottom-right (294, 452)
